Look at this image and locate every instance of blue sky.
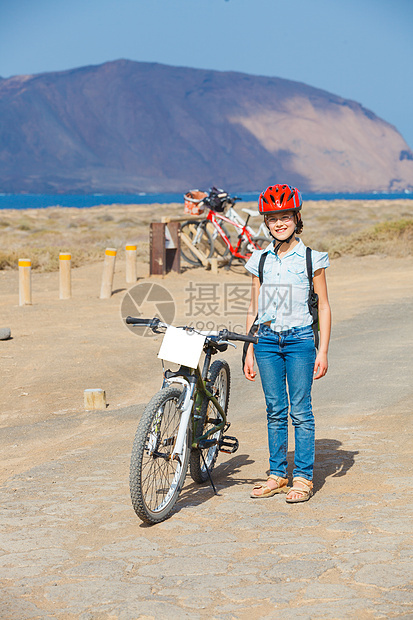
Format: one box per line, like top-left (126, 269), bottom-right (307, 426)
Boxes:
top-left (1, 0), bottom-right (412, 148)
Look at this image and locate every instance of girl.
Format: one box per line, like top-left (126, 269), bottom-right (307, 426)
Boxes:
top-left (244, 184), bottom-right (331, 503)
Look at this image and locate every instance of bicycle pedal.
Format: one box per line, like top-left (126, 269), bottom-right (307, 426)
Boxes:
top-left (198, 438), bottom-right (218, 450)
top-left (219, 435), bottom-right (239, 454)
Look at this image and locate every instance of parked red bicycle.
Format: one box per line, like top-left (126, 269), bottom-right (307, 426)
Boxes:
top-left (181, 187), bottom-right (268, 267)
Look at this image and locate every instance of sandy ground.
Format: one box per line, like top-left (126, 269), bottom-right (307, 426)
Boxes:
top-left (1, 253), bottom-right (412, 429)
top-left (1, 210), bottom-right (413, 617)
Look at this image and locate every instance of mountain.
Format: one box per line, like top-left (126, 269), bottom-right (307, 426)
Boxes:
top-left (0, 59), bottom-right (412, 194)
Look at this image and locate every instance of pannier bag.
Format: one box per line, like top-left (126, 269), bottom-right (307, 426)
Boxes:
top-left (184, 190), bottom-right (208, 215)
top-left (207, 186), bottom-right (230, 212)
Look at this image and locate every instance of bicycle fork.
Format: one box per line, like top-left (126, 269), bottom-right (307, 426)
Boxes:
top-left (169, 379), bottom-right (196, 463)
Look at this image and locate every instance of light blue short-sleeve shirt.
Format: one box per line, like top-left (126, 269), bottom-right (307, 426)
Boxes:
top-left (245, 239), bottom-right (329, 331)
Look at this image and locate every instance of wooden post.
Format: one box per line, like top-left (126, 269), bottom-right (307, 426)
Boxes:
top-left (59, 253), bottom-right (71, 299)
top-left (210, 257), bottom-right (218, 275)
top-left (125, 244), bottom-right (137, 284)
top-left (100, 248), bottom-right (117, 299)
top-left (165, 222), bottom-right (181, 273)
top-left (150, 223), bottom-right (166, 275)
top-left (84, 388), bottom-right (106, 410)
top-left (18, 258), bottom-right (32, 305)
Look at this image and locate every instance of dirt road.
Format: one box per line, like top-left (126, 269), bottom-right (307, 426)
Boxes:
top-left (1, 255), bottom-right (413, 618)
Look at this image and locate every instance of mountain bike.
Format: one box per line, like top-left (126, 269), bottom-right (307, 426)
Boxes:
top-left (208, 191), bottom-right (270, 244)
top-left (181, 191), bottom-right (268, 267)
top-left (125, 316), bottom-right (257, 524)
top-left (225, 203), bottom-right (271, 241)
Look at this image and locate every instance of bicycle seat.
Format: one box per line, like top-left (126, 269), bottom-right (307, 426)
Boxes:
top-left (242, 208), bottom-right (260, 217)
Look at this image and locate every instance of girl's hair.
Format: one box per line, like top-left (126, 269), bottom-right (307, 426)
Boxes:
top-left (295, 215), bottom-right (303, 234)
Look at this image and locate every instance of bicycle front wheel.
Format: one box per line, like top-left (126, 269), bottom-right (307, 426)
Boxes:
top-left (130, 386), bottom-right (191, 524)
top-left (180, 221), bottom-right (214, 265)
top-left (189, 360), bottom-right (231, 483)
top-left (207, 222), bottom-right (231, 259)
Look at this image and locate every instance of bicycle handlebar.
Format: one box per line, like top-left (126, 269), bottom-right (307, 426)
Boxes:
top-left (219, 329), bottom-right (258, 344)
top-left (126, 317), bottom-right (147, 324)
top-left (125, 316), bottom-right (164, 329)
top-left (201, 193), bottom-right (242, 209)
top-left (125, 317), bottom-right (258, 344)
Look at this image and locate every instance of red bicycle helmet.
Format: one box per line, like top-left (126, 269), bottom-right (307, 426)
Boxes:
top-left (258, 184), bottom-right (302, 215)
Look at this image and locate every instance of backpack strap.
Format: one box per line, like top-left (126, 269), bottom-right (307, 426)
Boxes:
top-left (258, 240), bottom-right (282, 284)
top-left (305, 246), bottom-right (313, 291)
top-left (258, 249), bottom-right (269, 285)
top-left (306, 247), bottom-right (319, 349)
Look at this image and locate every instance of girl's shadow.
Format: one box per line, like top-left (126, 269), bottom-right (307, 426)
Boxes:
top-left (181, 439), bottom-right (357, 503)
top-left (290, 438), bottom-right (358, 494)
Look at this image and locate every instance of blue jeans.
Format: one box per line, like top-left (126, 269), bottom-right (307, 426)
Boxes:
top-left (254, 324), bottom-right (316, 480)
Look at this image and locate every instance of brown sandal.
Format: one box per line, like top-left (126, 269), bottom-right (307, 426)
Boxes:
top-left (250, 474), bottom-right (289, 498)
top-left (285, 477), bottom-right (313, 503)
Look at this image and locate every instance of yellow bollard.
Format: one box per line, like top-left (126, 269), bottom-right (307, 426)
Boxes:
top-left (18, 258), bottom-right (32, 306)
top-left (125, 244), bottom-right (137, 284)
top-left (100, 248), bottom-right (117, 299)
top-left (59, 253), bottom-right (72, 299)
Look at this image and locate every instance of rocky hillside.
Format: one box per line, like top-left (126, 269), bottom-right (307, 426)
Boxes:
top-left (0, 59), bottom-right (412, 194)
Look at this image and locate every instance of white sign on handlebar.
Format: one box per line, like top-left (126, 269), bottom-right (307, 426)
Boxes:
top-left (157, 326), bottom-right (206, 368)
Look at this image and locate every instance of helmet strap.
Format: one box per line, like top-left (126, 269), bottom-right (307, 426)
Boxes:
top-left (273, 240), bottom-right (283, 254)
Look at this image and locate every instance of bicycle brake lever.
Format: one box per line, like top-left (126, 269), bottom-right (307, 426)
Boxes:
top-left (152, 318), bottom-right (167, 333)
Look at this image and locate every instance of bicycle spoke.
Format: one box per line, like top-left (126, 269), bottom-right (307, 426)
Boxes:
top-left (130, 386), bottom-right (191, 522)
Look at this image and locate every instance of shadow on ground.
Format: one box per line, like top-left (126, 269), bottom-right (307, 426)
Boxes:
top-left (160, 438), bottom-right (359, 519)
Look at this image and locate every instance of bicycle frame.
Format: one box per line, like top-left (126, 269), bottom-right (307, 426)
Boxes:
top-left (225, 205), bottom-right (270, 239)
top-left (192, 366), bottom-right (226, 444)
top-left (161, 357), bottom-right (227, 461)
top-left (206, 209), bottom-right (260, 260)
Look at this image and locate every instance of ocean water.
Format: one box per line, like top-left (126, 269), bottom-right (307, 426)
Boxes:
top-left (0, 191), bottom-right (411, 210)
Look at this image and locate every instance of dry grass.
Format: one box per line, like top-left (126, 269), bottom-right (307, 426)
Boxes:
top-left (323, 218), bottom-right (413, 258)
top-left (1, 199), bottom-right (413, 271)
top-left (299, 199), bottom-right (413, 257)
top-left (0, 202), bottom-right (182, 271)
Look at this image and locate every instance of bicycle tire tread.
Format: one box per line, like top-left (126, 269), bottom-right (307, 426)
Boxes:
top-left (130, 386), bottom-right (189, 524)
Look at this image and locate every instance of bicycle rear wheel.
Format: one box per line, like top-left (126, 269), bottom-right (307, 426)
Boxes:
top-left (130, 386), bottom-right (191, 524)
top-left (189, 360), bottom-right (231, 483)
top-left (180, 221), bottom-right (214, 265)
top-left (253, 236), bottom-right (269, 249)
top-left (239, 235), bottom-right (269, 261)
